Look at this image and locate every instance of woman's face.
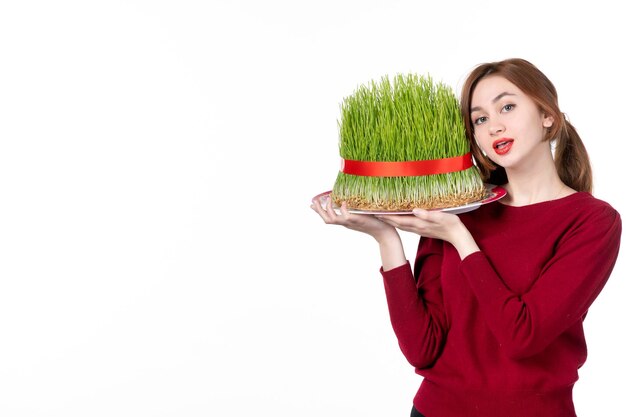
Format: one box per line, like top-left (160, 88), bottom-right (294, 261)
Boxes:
top-left (470, 75), bottom-right (554, 171)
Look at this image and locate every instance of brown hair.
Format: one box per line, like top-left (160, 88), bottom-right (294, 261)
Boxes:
top-left (459, 58), bottom-right (593, 192)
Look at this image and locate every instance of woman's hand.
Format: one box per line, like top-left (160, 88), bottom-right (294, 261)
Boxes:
top-left (377, 209), bottom-right (479, 260)
top-left (310, 197), bottom-right (397, 243)
top-left (310, 196), bottom-right (407, 270)
top-left (376, 209), bottom-right (462, 240)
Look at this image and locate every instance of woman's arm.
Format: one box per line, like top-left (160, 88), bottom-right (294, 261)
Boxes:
top-left (381, 205), bottom-right (622, 360)
top-left (379, 205), bottom-right (622, 360)
top-left (311, 199), bottom-right (449, 368)
top-left (460, 208), bottom-right (622, 360)
top-left (381, 238), bottom-right (448, 369)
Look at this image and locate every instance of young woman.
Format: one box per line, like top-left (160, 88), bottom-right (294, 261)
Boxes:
top-left (311, 58), bottom-right (622, 417)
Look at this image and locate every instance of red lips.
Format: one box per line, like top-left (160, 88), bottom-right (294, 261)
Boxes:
top-left (493, 138), bottom-right (514, 155)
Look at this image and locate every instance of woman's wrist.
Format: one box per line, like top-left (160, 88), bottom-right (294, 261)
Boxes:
top-left (372, 227), bottom-right (400, 244)
top-left (451, 226), bottom-right (480, 260)
top-left (376, 230), bottom-right (407, 271)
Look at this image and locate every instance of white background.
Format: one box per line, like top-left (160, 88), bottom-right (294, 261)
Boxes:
top-left (0, 1), bottom-right (624, 416)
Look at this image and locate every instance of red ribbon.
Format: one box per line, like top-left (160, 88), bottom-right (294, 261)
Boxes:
top-left (341, 152), bottom-right (473, 177)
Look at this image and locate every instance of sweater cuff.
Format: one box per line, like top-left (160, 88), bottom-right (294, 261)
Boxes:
top-left (460, 250), bottom-right (486, 272)
top-left (459, 251), bottom-right (508, 299)
top-left (380, 260), bottom-right (411, 278)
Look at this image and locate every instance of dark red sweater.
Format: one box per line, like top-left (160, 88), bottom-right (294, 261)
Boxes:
top-left (381, 192), bottom-right (621, 417)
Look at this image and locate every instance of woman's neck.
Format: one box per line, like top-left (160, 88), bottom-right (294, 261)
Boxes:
top-left (500, 165), bottom-right (575, 207)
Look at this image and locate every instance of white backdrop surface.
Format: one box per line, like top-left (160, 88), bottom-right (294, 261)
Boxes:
top-left (0, 1), bottom-right (624, 416)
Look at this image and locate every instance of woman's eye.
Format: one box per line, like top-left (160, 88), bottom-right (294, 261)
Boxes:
top-left (474, 116), bottom-right (487, 125)
top-left (502, 104), bottom-right (516, 112)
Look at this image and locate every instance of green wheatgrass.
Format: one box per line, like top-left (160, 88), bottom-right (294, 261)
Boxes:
top-left (332, 74), bottom-right (485, 210)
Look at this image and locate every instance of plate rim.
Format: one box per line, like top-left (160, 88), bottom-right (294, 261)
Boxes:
top-left (312, 184), bottom-right (507, 215)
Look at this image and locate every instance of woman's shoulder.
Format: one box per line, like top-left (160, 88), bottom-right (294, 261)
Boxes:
top-left (559, 192), bottom-right (621, 237)
top-left (568, 192), bottom-right (620, 218)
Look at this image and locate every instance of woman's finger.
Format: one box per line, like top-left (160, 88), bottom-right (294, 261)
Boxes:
top-left (325, 198), bottom-right (341, 222)
top-left (376, 215), bottom-right (398, 228)
top-left (412, 208), bottom-right (429, 219)
top-left (339, 201), bottom-right (350, 217)
top-left (311, 198), bottom-right (332, 223)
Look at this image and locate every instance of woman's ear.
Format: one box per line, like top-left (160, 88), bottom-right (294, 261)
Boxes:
top-left (543, 114), bottom-right (555, 128)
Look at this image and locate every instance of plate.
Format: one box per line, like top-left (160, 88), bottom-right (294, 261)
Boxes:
top-left (312, 184), bottom-right (506, 215)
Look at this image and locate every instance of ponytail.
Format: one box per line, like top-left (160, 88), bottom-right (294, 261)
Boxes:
top-left (553, 117), bottom-right (593, 193)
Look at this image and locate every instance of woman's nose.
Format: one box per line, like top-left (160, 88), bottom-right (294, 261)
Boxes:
top-left (489, 121), bottom-right (505, 136)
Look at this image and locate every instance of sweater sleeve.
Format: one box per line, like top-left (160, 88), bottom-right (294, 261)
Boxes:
top-left (461, 205), bottom-right (622, 360)
top-left (381, 237), bottom-right (448, 369)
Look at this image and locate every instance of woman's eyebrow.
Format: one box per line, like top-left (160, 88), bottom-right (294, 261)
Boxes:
top-left (493, 91), bottom-right (516, 102)
top-left (470, 92), bottom-right (516, 113)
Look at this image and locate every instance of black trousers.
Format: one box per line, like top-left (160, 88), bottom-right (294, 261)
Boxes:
top-left (410, 406), bottom-right (425, 417)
